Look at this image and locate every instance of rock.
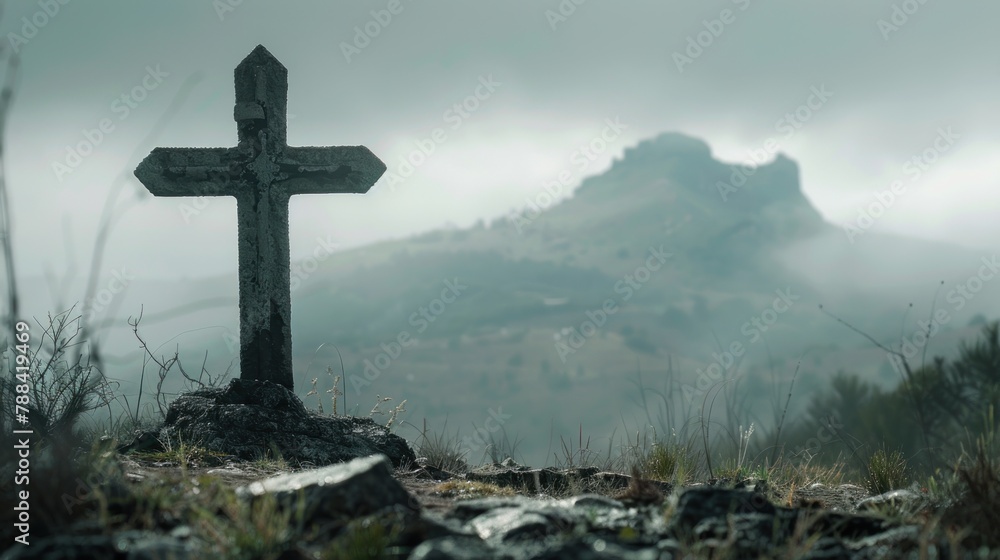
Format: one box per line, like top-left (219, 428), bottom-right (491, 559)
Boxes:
top-left (123, 379), bottom-right (415, 468)
top-left (845, 525), bottom-right (934, 558)
top-left (465, 465), bottom-right (590, 494)
top-left (403, 492), bottom-right (931, 560)
top-left (469, 509), bottom-right (554, 543)
top-left (526, 536), bottom-right (663, 560)
top-left (408, 536), bottom-right (497, 560)
top-left (691, 512), bottom-right (793, 556)
top-left (463, 463), bottom-right (672, 497)
top-left (0, 535), bottom-right (118, 560)
top-left (856, 489), bottom-right (924, 512)
top-left (236, 454), bottom-right (417, 522)
top-left (794, 483), bottom-right (870, 512)
top-left (125, 532), bottom-right (201, 560)
top-left (670, 486), bottom-right (775, 534)
top-left (15, 464), bottom-right (979, 560)
top-left (498, 457), bottom-right (521, 468)
top-left (0, 531), bottom-right (201, 560)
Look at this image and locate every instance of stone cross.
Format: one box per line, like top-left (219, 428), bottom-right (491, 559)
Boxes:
top-left (134, 45), bottom-right (386, 390)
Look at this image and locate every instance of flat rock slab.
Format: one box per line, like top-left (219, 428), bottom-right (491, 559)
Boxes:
top-left (464, 463), bottom-right (673, 498)
top-left (124, 379), bottom-right (415, 468)
top-left (236, 454), bottom-right (417, 521)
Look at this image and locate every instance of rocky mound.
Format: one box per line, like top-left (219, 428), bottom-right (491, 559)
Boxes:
top-left (118, 378), bottom-right (416, 468)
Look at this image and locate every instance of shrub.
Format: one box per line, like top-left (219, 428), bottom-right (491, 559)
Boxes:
top-left (865, 447), bottom-right (910, 495)
top-left (640, 439), bottom-right (698, 483)
top-left (413, 419), bottom-right (469, 473)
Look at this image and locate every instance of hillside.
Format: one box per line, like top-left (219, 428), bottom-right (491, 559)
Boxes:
top-left (66, 132), bottom-right (997, 465)
top-left (273, 132), bottom-right (993, 463)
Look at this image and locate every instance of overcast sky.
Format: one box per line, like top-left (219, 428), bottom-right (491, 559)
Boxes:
top-left (3, 0), bottom-right (999, 299)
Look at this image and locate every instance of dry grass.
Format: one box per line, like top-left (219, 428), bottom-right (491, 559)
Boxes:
top-left (930, 408), bottom-right (1000, 551)
top-left (864, 446), bottom-right (911, 495)
top-left (432, 480), bottom-right (515, 499)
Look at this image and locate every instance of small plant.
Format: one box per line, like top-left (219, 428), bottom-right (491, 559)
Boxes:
top-left (552, 423), bottom-right (615, 470)
top-left (368, 395), bottom-right (407, 430)
top-left (641, 442), bottom-right (680, 481)
top-left (927, 406), bottom-right (1000, 550)
top-left (306, 377), bottom-right (324, 414)
top-left (714, 460), bottom-right (749, 483)
top-left (413, 418), bottom-right (469, 473)
top-left (131, 439), bottom-right (229, 470)
top-left (639, 439), bottom-right (697, 483)
top-left (306, 364), bottom-right (345, 416)
top-left (865, 446), bottom-right (910, 495)
top-left (249, 455), bottom-right (290, 473)
top-left (0, 308), bottom-right (109, 445)
top-left (322, 516), bottom-right (400, 560)
top-left (735, 423), bottom-right (755, 473)
top-left (482, 425), bottom-right (525, 465)
top-left (195, 487), bottom-right (302, 559)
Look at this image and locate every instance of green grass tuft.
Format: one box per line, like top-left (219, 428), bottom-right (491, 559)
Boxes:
top-left (865, 446), bottom-right (910, 495)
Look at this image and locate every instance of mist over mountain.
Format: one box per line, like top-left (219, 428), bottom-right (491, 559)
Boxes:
top-left (64, 132), bottom-right (999, 465)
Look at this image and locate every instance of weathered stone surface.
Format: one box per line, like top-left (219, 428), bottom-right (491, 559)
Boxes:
top-left (126, 379), bottom-right (415, 467)
top-left (855, 488), bottom-right (925, 512)
top-left (463, 462), bottom-right (672, 497)
top-left (20, 454), bottom-right (981, 560)
top-left (0, 535), bottom-right (118, 560)
top-left (0, 530), bottom-right (202, 560)
top-left (795, 482), bottom-right (869, 512)
top-left (408, 536), bottom-right (497, 560)
top-left (414, 483), bottom-right (914, 559)
top-left (469, 509), bottom-right (554, 542)
top-left (524, 536), bottom-right (663, 560)
top-left (669, 486), bottom-right (775, 534)
top-left (236, 454), bottom-right (416, 521)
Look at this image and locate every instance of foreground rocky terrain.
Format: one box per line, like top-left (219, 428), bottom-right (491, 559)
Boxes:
top-left (3, 380), bottom-right (994, 559)
top-left (2, 451), bottom-right (991, 560)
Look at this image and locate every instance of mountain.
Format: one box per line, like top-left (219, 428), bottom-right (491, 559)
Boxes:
top-left (92, 132), bottom-right (999, 465)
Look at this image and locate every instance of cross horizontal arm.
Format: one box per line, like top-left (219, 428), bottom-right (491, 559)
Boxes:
top-left (280, 146), bottom-right (387, 195)
top-left (135, 147), bottom-right (243, 197)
